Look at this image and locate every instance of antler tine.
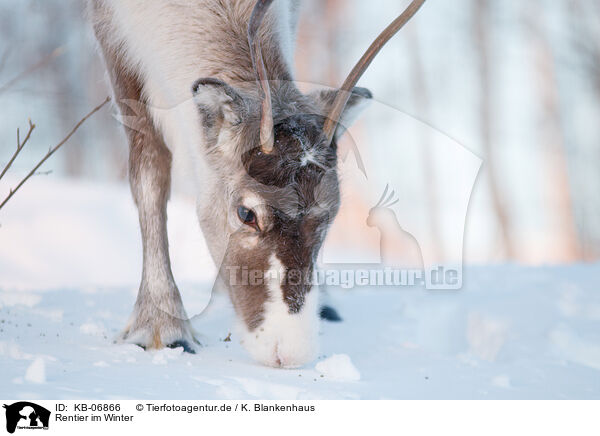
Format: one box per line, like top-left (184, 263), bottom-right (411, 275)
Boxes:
top-left (248, 0), bottom-right (275, 153)
top-left (322, 0), bottom-right (426, 144)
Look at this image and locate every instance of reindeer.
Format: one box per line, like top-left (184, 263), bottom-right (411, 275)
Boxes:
top-left (89, 0), bottom-right (425, 367)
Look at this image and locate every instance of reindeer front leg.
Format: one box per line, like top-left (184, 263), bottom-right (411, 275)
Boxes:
top-left (120, 121), bottom-right (197, 352)
top-left (98, 45), bottom-right (197, 353)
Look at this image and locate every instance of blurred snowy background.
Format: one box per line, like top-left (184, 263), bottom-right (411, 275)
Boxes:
top-left (1, 0), bottom-right (599, 265)
top-left (1, 0), bottom-right (600, 399)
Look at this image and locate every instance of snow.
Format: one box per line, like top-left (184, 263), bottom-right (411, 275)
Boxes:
top-left (0, 177), bottom-right (599, 399)
top-left (490, 375), bottom-right (511, 389)
top-left (315, 354), bottom-right (361, 382)
top-left (24, 357), bottom-right (46, 384)
top-left (79, 322), bottom-right (106, 337)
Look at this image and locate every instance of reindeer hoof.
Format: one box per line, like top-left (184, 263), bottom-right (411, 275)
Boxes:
top-left (320, 305), bottom-right (342, 322)
top-left (128, 339), bottom-right (198, 354)
top-left (167, 339), bottom-right (197, 354)
top-left (116, 314), bottom-right (199, 354)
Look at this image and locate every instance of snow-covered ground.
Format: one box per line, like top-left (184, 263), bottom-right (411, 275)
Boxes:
top-left (1, 177), bottom-right (599, 399)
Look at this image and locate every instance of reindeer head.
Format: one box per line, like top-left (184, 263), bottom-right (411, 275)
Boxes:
top-left (191, 0), bottom-right (425, 367)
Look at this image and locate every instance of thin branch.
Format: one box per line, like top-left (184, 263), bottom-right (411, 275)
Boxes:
top-left (0, 120), bottom-right (36, 181)
top-left (0, 46), bottom-right (64, 95)
top-left (0, 96), bottom-right (110, 211)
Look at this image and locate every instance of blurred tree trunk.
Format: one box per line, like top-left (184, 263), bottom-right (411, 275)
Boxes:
top-left (570, 1), bottom-right (600, 95)
top-left (568, 0), bottom-right (600, 260)
top-left (59, 86), bottom-right (85, 177)
top-left (323, 0), bottom-right (342, 86)
top-left (296, 0), bottom-right (342, 86)
top-left (50, 2), bottom-right (84, 178)
top-left (407, 25), bottom-right (444, 262)
top-left (525, 2), bottom-right (582, 262)
top-left (475, 0), bottom-right (515, 259)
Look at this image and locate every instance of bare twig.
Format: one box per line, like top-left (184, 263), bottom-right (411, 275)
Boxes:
top-left (0, 46), bottom-right (64, 95)
top-left (0, 96), bottom-right (110, 211)
top-left (0, 120), bottom-right (36, 181)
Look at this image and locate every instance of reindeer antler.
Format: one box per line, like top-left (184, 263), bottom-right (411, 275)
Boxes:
top-left (322, 0), bottom-right (426, 144)
top-left (248, 0), bottom-right (275, 153)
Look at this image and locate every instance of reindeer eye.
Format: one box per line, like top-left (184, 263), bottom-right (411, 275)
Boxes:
top-left (237, 206), bottom-right (259, 230)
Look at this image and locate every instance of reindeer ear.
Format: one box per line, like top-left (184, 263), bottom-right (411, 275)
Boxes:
top-left (192, 78), bottom-right (248, 126)
top-left (310, 87), bottom-right (372, 140)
